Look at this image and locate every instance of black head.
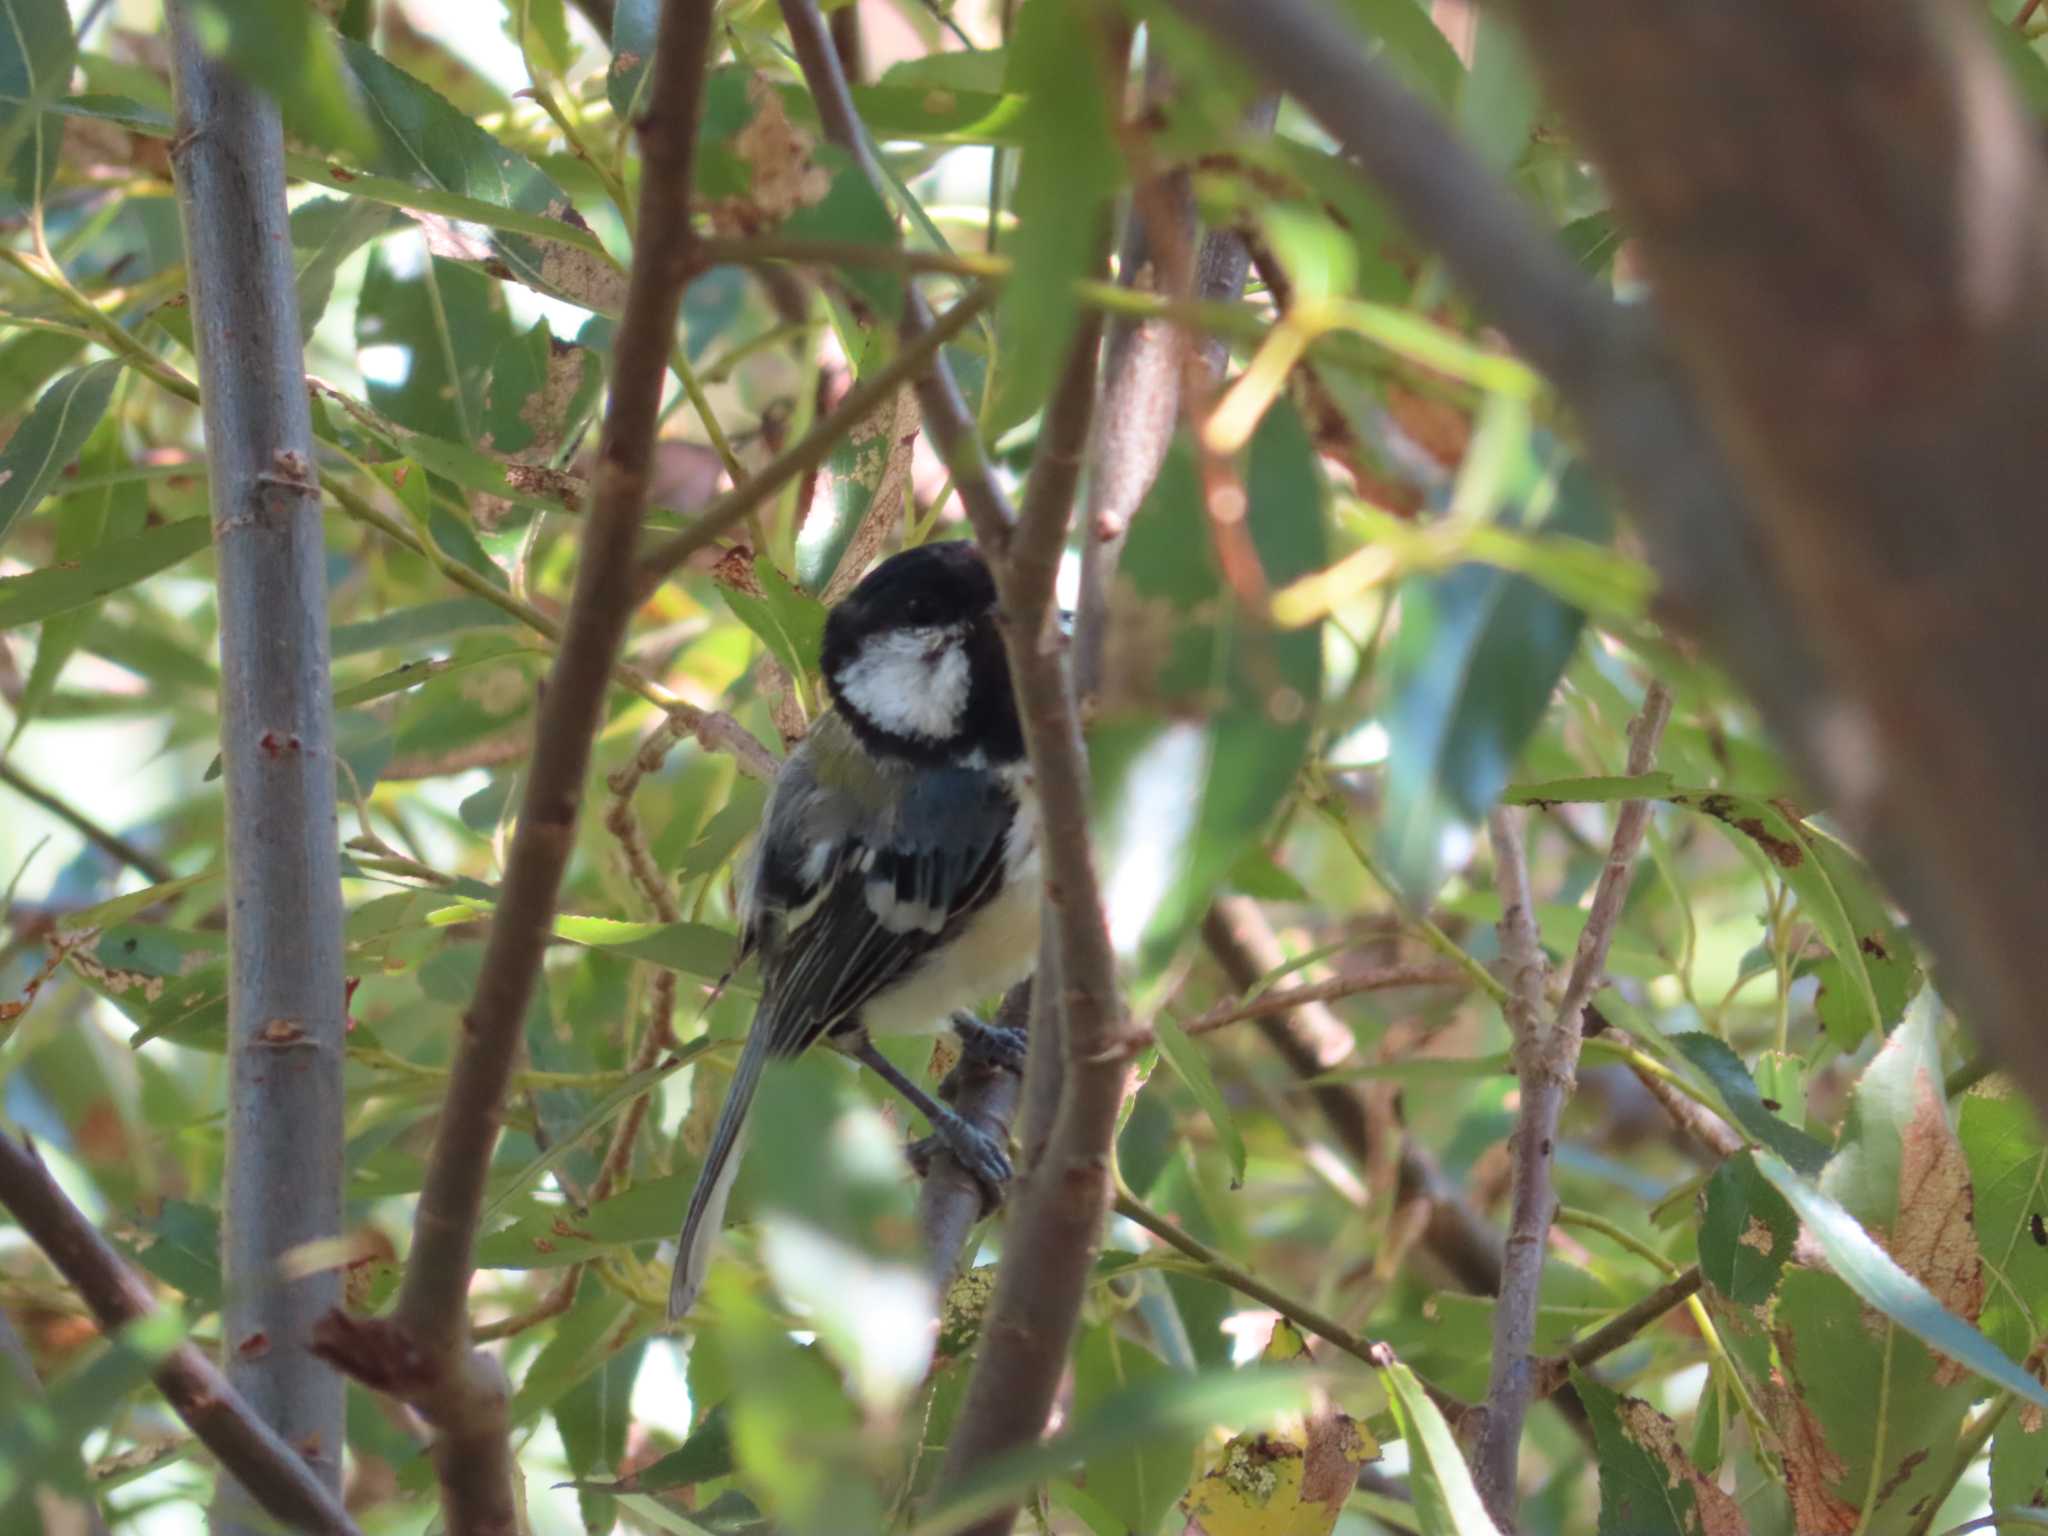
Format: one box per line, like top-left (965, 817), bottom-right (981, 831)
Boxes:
top-left (819, 541), bottom-right (1023, 767)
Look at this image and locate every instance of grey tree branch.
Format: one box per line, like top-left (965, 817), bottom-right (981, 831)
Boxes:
top-left (0, 1132), bottom-right (361, 1536)
top-left (166, 9), bottom-right (350, 1517)
top-left (916, 980), bottom-right (1033, 1287)
top-left (310, 4), bottom-right (719, 1530)
top-left (1476, 687), bottom-right (1671, 1522)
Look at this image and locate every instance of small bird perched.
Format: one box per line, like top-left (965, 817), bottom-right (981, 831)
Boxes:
top-left (668, 540), bottom-right (1040, 1320)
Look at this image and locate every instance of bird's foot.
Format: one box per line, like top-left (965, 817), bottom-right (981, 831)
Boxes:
top-left (906, 1104), bottom-right (1014, 1216)
top-left (950, 1011), bottom-right (1029, 1076)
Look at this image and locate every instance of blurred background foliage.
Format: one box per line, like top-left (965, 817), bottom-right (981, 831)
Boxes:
top-left (2, 0), bottom-right (2047, 1532)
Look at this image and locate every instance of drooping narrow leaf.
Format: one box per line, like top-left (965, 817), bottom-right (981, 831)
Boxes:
top-left (1671, 1033), bottom-right (1831, 1176)
top-left (0, 0), bottom-right (72, 204)
top-left (1153, 1015), bottom-right (1246, 1187)
top-left (0, 519), bottom-right (213, 632)
top-left (0, 361), bottom-right (123, 551)
top-left (1382, 1361), bottom-right (1503, 1536)
top-left (986, 0), bottom-right (1121, 431)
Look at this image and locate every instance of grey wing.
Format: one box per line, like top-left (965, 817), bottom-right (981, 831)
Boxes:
top-left (749, 764), bottom-right (1018, 1060)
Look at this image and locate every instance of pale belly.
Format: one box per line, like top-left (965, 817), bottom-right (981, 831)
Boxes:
top-left (860, 842), bottom-right (1041, 1035)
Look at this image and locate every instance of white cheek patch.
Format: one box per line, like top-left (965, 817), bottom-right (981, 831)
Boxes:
top-left (833, 627), bottom-right (971, 742)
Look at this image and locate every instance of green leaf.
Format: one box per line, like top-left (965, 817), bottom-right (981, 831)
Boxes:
top-left (334, 639), bottom-right (532, 708)
top-left (1378, 446), bottom-right (1608, 903)
top-left (0, 361), bottom-right (123, 552)
top-left (1800, 822), bottom-right (1918, 1047)
top-left (289, 194), bottom-right (402, 338)
top-left (185, 0), bottom-right (374, 159)
top-left (1154, 1015), bottom-right (1246, 1187)
top-left (1454, 10), bottom-right (1539, 174)
top-left (1672, 790), bottom-right (1885, 1046)
top-left (909, 1365), bottom-right (1318, 1536)
top-left (355, 245), bottom-right (517, 446)
top-left (478, 1171), bottom-right (694, 1269)
top-left (12, 422), bottom-right (149, 741)
top-left (1069, 1326), bottom-right (1189, 1536)
top-left (480, 318), bottom-right (600, 461)
top-left (1381, 1360), bottom-right (1503, 1536)
top-left (1573, 1370), bottom-right (1745, 1536)
top-left (0, 0), bottom-right (72, 204)
top-left (0, 519), bottom-right (213, 632)
top-left (1698, 1151), bottom-right (1797, 1305)
top-left (114, 1199), bottom-right (222, 1309)
top-left (1326, 0), bottom-right (1463, 106)
top-left (780, 144), bottom-right (904, 320)
top-left (607, 0), bottom-right (658, 121)
top-left (718, 554), bottom-right (829, 682)
top-left (331, 597), bottom-right (518, 656)
top-left (1503, 772), bottom-right (1675, 806)
top-left (572, 1402), bottom-right (733, 1494)
top-left (848, 84), bottom-right (1029, 146)
top-left (0, 329), bottom-right (85, 420)
top-left (0, 1312), bottom-right (186, 1508)
top-left (987, 0), bottom-right (1121, 432)
top-left (1094, 408), bottom-right (1326, 967)
top-left (1671, 1033), bottom-right (1830, 1177)
top-left (340, 40), bottom-right (627, 312)
top-left (1754, 1149), bottom-right (2048, 1412)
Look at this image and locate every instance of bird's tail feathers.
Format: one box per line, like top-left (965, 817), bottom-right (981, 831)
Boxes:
top-left (668, 1031), bottom-right (771, 1321)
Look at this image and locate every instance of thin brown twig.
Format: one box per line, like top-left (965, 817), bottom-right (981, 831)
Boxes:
top-left (1474, 684), bottom-right (1673, 1522)
top-left (0, 1132), bottom-right (362, 1536)
top-left (1182, 961), bottom-right (1472, 1037)
top-left (310, 5), bottom-right (720, 1530)
top-left (591, 717), bottom-right (694, 1207)
top-left (1532, 1264), bottom-right (1703, 1398)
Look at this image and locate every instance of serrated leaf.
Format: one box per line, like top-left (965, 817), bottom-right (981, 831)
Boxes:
top-left (1698, 1151), bottom-right (1797, 1305)
top-left (0, 519), bottom-right (212, 632)
top-left (1671, 1033), bottom-right (1831, 1177)
top-left (1381, 1360), bottom-right (1503, 1536)
top-left (1754, 1150), bottom-right (2048, 1412)
top-left (0, 361), bottom-right (123, 552)
top-left (1154, 1015), bottom-right (1245, 1187)
top-left (1574, 1370), bottom-right (1749, 1536)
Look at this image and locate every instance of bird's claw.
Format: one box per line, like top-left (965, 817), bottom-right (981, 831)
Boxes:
top-left (907, 1106), bottom-right (1013, 1218)
top-left (950, 1011), bottom-right (1029, 1076)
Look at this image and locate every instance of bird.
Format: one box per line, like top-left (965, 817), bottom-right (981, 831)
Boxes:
top-left (668, 539), bottom-right (1041, 1320)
